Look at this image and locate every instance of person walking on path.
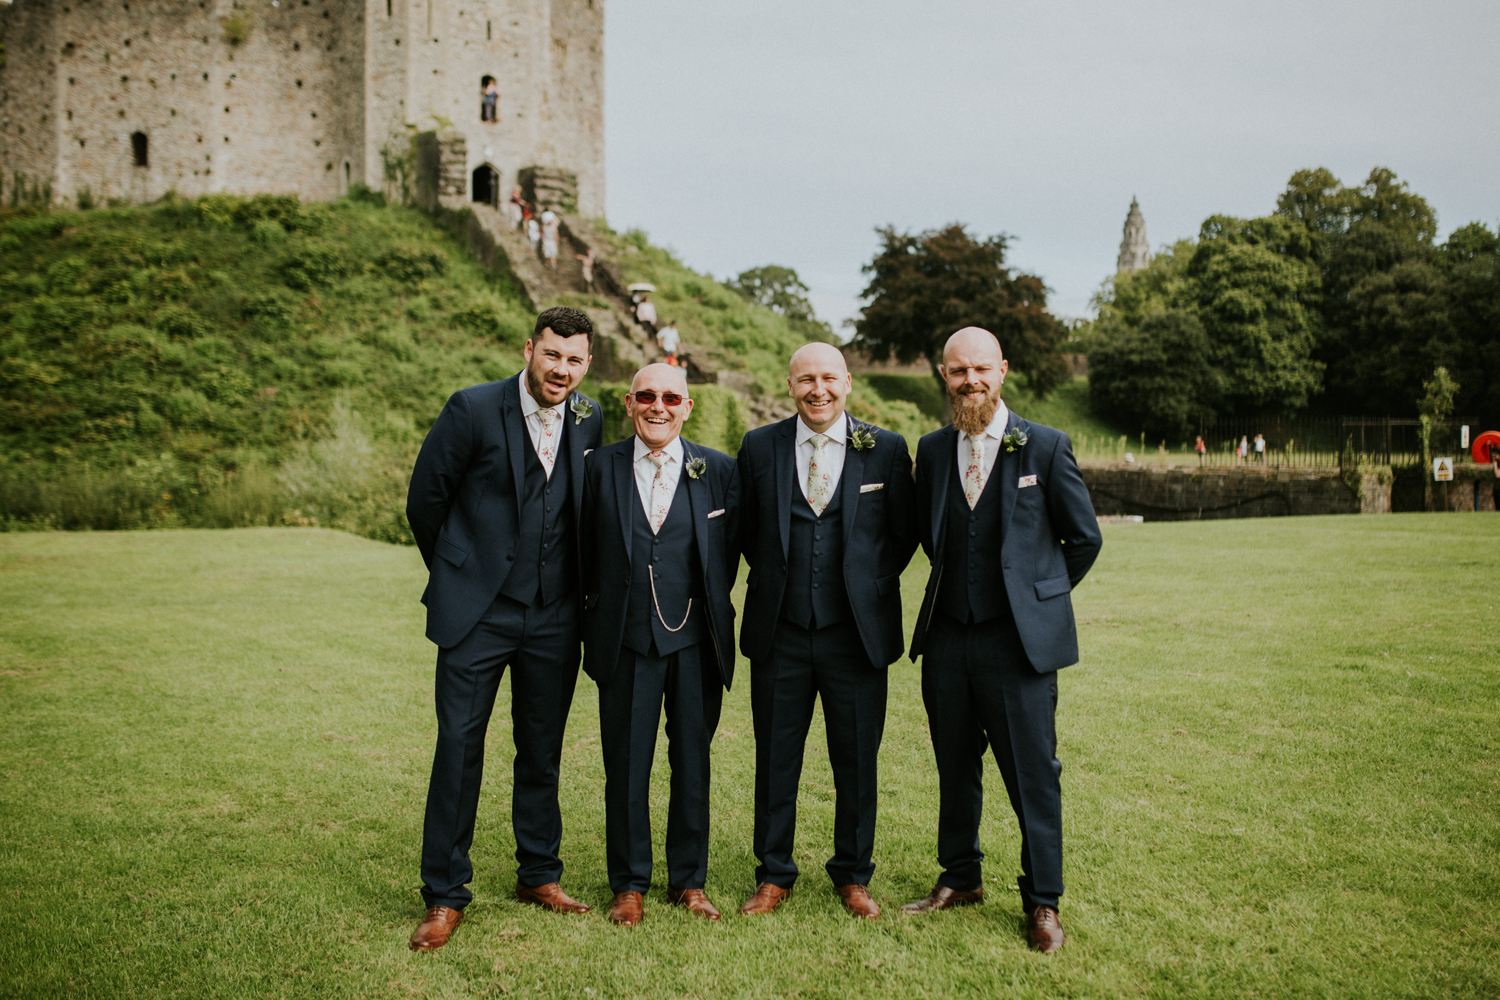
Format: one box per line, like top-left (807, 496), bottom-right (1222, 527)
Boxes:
top-left (901, 327), bottom-right (1101, 954)
top-left (577, 248), bottom-right (596, 292)
top-left (509, 187), bottom-right (525, 230)
top-left (540, 209), bottom-right (560, 270)
top-left (1195, 435), bottom-right (1207, 466)
top-left (1253, 434), bottom-right (1266, 464)
top-left (527, 215), bottom-right (541, 254)
top-left (657, 321), bottom-right (681, 365)
top-left (481, 77), bottom-right (499, 123)
top-left (404, 307), bottom-right (603, 952)
top-left (635, 293), bottom-right (658, 335)
top-left (1238, 436), bottom-right (1249, 464)
top-left (579, 364), bottom-right (741, 927)
top-left (734, 342), bottom-right (918, 920)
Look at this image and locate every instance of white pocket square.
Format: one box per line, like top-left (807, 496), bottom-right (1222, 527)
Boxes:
top-left (859, 483), bottom-right (885, 493)
top-left (707, 509), bottom-right (726, 519)
top-left (584, 448), bottom-right (594, 457)
top-left (1018, 475), bottom-right (1038, 488)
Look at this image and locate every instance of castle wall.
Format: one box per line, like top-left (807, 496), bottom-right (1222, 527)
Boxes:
top-left (0, 0), bottom-right (61, 206)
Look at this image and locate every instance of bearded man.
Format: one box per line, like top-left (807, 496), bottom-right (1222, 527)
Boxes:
top-left (901, 327), bottom-right (1101, 953)
top-left (404, 307), bottom-right (603, 951)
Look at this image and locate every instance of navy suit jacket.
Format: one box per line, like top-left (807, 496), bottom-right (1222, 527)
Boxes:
top-left (406, 374), bottom-right (604, 648)
top-left (736, 413), bottom-right (918, 669)
top-left (579, 436), bottom-right (741, 689)
top-left (909, 410), bottom-right (1102, 672)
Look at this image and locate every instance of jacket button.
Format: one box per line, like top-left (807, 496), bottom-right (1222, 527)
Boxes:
top-left (813, 583), bottom-right (820, 589)
top-left (813, 567), bottom-right (821, 574)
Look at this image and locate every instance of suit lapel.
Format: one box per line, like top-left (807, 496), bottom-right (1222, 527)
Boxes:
top-left (931, 424), bottom-right (956, 556)
top-left (682, 440), bottom-right (712, 580)
top-left (501, 375), bottom-right (527, 514)
top-left (839, 412), bottom-right (864, 549)
top-left (998, 410), bottom-right (1023, 541)
top-left (613, 444), bottom-right (636, 566)
top-left (773, 418), bottom-right (795, 561)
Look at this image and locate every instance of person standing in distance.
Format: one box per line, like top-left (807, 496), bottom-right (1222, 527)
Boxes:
top-left (579, 364), bottom-right (740, 926)
top-left (901, 327), bottom-right (1101, 953)
top-left (404, 306), bottom-right (604, 951)
top-left (735, 342), bottom-right (918, 919)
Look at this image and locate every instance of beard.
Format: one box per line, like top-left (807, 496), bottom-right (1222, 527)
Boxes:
top-left (948, 381), bottom-right (1000, 436)
top-left (526, 361), bottom-right (567, 404)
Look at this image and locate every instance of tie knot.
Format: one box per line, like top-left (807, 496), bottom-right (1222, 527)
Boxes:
top-left (809, 433), bottom-right (829, 450)
top-left (648, 450), bottom-right (668, 469)
top-left (538, 407), bottom-right (557, 427)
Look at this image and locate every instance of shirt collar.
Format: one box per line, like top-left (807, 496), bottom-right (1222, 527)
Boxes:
top-left (518, 373), bottom-right (566, 419)
top-left (972, 400), bottom-right (1010, 441)
top-left (633, 434), bottom-right (685, 465)
top-left (796, 413), bottom-right (849, 446)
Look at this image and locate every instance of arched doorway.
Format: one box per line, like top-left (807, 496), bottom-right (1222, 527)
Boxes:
top-left (472, 164), bottom-right (499, 207)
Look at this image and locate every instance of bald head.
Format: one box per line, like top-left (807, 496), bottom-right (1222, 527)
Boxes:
top-left (786, 341), bottom-right (851, 433)
top-left (940, 327), bottom-right (1008, 436)
top-left (630, 362), bottom-right (689, 395)
top-left (627, 363), bottom-right (693, 450)
top-left (942, 326), bottom-right (1004, 368)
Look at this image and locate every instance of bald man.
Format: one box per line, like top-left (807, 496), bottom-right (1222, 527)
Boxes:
top-left (734, 342), bottom-right (918, 919)
top-left (579, 364), bottom-right (740, 926)
top-left (902, 327), bottom-right (1101, 953)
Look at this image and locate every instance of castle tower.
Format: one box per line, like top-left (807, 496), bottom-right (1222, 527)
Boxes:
top-left (1116, 197), bottom-right (1150, 274)
top-left (0, 0), bottom-right (604, 217)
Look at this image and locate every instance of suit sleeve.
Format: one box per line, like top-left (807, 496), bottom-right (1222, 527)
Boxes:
top-left (913, 441), bottom-right (935, 560)
top-left (721, 461), bottom-right (743, 587)
top-left (735, 441), bottom-right (760, 569)
top-left (885, 435), bottom-right (919, 574)
top-left (406, 391), bottom-right (474, 569)
top-left (1046, 432), bottom-right (1103, 587)
top-left (579, 453), bottom-right (601, 603)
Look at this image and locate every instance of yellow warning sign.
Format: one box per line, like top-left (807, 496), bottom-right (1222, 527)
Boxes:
top-left (1433, 457), bottom-right (1454, 481)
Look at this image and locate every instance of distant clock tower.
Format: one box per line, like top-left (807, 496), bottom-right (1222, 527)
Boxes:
top-left (1116, 197), bottom-right (1150, 273)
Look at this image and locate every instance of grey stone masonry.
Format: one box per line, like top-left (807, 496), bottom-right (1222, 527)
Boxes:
top-left (1081, 465), bottom-right (1376, 521)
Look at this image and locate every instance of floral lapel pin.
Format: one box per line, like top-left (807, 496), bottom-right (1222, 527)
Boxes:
top-left (569, 394), bottom-right (594, 425)
top-left (685, 456), bottom-right (707, 480)
top-left (849, 425), bottom-right (878, 452)
top-left (1001, 426), bottom-right (1029, 453)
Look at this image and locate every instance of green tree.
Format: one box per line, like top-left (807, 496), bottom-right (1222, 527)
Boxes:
top-left (1088, 309), bottom-right (1225, 441)
top-left (852, 224), bottom-right (1069, 397)
top-left (726, 265), bottom-right (832, 341)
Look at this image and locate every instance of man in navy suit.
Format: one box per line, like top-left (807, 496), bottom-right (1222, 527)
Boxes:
top-left (404, 307), bottom-right (604, 951)
top-left (735, 342), bottom-right (918, 919)
top-left (901, 327), bottom-right (1101, 953)
top-left (579, 364), bottom-right (740, 926)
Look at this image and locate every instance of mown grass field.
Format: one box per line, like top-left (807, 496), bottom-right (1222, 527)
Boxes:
top-left (2, 516), bottom-right (1497, 999)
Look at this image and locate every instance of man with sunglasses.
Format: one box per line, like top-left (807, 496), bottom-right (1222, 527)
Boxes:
top-left (405, 307), bottom-right (603, 951)
top-left (579, 364), bottom-right (740, 926)
top-left (735, 342), bottom-right (918, 919)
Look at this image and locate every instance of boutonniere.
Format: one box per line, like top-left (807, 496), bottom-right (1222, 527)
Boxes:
top-left (849, 425), bottom-right (878, 452)
top-left (569, 394), bottom-right (593, 425)
top-left (1001, 426), bottom-right (1029, 453)
top-left (685, 456), bottom-right (707, 480)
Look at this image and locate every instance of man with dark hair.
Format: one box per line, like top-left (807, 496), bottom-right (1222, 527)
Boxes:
top-left (902, 327), bottom-right (1101, 953)
top-left (405, 306), bottom-right (602, 951)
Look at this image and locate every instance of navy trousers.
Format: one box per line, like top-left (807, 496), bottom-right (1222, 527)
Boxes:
top-left (597, 643), bottom-right (722, 894)
top-left (750, 617), bottom-right (887, 889)
top-left (420, 592), bottom-right (580, 909)
top-left (922, 609), bottom-right (1063, 911)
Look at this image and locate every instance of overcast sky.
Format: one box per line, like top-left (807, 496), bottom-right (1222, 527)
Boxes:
top-left (602, 0), bottom-right (1500, 333)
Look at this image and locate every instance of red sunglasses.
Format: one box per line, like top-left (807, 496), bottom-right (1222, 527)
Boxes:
top-left (631, 390), bottom-right (685, 407)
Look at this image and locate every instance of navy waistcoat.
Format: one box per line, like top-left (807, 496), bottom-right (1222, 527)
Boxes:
top-left (623, 474), bottom-right (705, 657)
top-left (780, 480), bottom-right (853, 629)
top-left (498, 423), bottom-right (574, 608)
top-left (937, 451), bottom-right (1011, 624)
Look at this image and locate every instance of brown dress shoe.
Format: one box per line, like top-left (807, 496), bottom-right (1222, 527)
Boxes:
top-left (835, 884), bottom-right (880, 919)
top-left (1026, 905), bottom-right (1066, 953)
top-left (738, 882), bottom-right (791, 916)
top-left (666, 887), bottom-right (722, 921)
top-left (900, 884), bottom-right (984, 914)
top-left (516, 882), bottom-right (591, 914)
top-left (409, 906), bottom-right (464, 951)
top-left (609, 891), bottom-right (644, 926)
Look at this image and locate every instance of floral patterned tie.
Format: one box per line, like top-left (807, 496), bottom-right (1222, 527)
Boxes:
top-left (964, 433), bottom-right (986, 510)
top-left (807, 433), bottom-right (833, 515)
top-left (536, 407), bottom-right (558, 478)
top-left (648, 451), bottom-right (672, 533)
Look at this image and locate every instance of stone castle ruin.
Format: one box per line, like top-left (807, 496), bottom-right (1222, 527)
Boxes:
top-left (0, 0), bottom-right (603, 214)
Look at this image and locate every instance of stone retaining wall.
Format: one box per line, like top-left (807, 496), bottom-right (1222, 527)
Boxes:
top-left (1081, 466), bottom-right (1377, 521)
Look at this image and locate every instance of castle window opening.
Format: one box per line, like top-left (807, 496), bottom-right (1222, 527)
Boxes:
top-left (386, 0), bottom-right (392, 15)
top-left (486, 20), bottom-right (492, 40)
top-left (472, 164), bottom-right (499, 208)
top-left (343, 161), bottom-right (351, 193)
top-left (131, 132), bottom-right (148, 168)
top-left (480, 75), bottom-right (498, 122)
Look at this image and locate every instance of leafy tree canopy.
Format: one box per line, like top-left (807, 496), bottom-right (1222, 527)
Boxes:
top-left (725, 265), bottom-right (832, 341)
top-left (852, 223), bottom-right (1068, 397)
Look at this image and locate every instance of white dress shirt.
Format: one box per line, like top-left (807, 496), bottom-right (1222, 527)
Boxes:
top-left (633, 434), bottom-right (685, 521)
top-left (795, 415), bottom-right (848, 501)
top-left (518, 374), bottom-right (568, 477)
top-left (955, 399), bottom-right (1011, 483)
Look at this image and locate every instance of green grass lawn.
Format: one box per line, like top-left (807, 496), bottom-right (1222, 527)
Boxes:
top-left (2, 516), bottom-right (1497, 999)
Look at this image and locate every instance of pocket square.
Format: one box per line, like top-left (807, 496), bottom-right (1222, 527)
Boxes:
top-left (859, 483), bottom-right (885, 493)
top-left (1018, 475), bottom-right (1038, 488)
top-left (707, 509), bottom-right (726, 519)
top-left (584, 448), bottom-right (594, 457)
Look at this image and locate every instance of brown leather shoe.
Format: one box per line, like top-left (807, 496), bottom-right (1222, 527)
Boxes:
top-left (609, 891), bottom-right (644, 926)
top-left (666, 887), bottom-right (722, 921)
top-left (835, 883), bottom-right (880, 919)
top-left (1026, 905), bottom-right (1066, 953)
top-left (900, 884), bottom-right (984, 914)
top-left (516, 882), bottom-right (591, 914)
top-left (408, 906), bottom-right (464, 951)
top-left (738, 882), bottom-right (791, 916)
